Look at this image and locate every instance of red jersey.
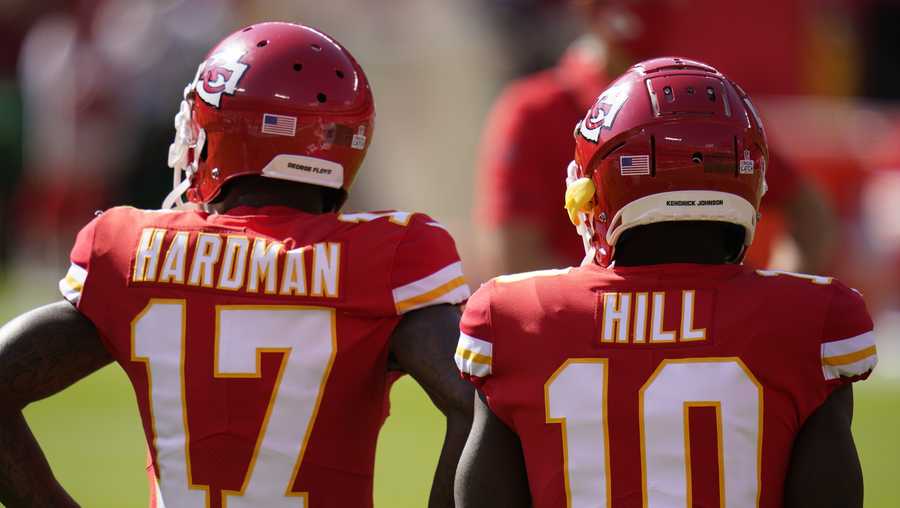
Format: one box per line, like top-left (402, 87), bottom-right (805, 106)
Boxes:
top-left (456, 263), bottom-right (876, 507)
top-left (477, 45), bottom-right (801, 269)
top-left (59, 205), bottom-right (470, 508)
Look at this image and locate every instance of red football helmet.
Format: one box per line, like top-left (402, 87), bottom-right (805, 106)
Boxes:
top-left (165, 22), bottom-right (375, 209)
top-left (566, 57), bottom-right (768, 267)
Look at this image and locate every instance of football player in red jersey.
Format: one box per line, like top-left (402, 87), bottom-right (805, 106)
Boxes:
top-left (455, 58), bottom-right (876, 508)
top-left (0, 23), bottom-right (473, 507)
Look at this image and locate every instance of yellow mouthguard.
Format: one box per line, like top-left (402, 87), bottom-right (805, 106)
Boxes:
top-left (564, 177), bottom-right (596, 226)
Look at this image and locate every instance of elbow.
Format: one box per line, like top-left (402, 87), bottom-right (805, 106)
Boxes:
top-left (445, 406), bottom-right (474, 436)
top-left (424, 375), bottom-right (475, 421)
top-left (442, 384), bottom-right (475, 423)
top-left (435, 396), bottom-right (474, 427)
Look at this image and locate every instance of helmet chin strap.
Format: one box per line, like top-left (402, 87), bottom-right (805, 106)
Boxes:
top-left (163, 84), bottom-right (205, 210)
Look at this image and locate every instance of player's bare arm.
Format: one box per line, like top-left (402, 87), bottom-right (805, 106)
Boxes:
top-left (785, 384), bottom-right (862, 508)
top-left (390, 303), bottom-right (474, 508)
top-left (455, 390), bottom-right (530, 508)
top-left (0, 301), bottom-right (112, 507)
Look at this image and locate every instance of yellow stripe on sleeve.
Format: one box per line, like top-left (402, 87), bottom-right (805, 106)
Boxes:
top-left (59, 263), bottom-right (88, 306)
top-left (455, 346), bottom-right (491, 366)
top-left (395, 276), bottom-right (467, 313)
top-left (63, 274), bottom-right (84, 292)
top-left (822, 345), bottom-right (878, 367)
top-left (455, 332), bottom-right (493, 377)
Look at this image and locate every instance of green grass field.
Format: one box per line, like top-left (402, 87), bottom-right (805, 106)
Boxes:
top-left (3, 274), bottom-right (899, 507)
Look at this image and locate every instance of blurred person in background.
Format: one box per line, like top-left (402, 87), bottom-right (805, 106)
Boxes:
top-left (475, 0), bottom-right (837, 277)
top-left (479, 0), bottom-right (580, 80)
top-left (0, 22), bottom-right (472, 507)
top-left (16, 0), bottom-right (125, 266)
top-left (0, 1), bottom-right (65, 271)
top-left (14, 0), bottom-right (233, 266)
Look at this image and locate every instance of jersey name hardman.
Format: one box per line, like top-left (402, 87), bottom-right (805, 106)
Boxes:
top-left (130, 228), bottom-right (342, 298)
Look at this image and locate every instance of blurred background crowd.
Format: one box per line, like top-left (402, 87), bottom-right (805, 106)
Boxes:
top-left (0, 0), bottom-right (899, 377)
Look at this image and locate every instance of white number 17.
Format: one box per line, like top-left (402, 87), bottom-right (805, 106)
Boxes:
top-left (132, 300), bottom-right (336, 507)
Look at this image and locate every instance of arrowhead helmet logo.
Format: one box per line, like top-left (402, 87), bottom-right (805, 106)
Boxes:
top-left (192, 50), bottom-right (249, 108)
top-left (579, 83), bottom-right (630, 143)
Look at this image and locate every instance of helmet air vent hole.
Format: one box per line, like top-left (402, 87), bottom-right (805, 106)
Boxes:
top-left (311, 44), bottom-right (322, 52)
top-left (242, 26), bottom-right (253, 32)
top-left (336, 70), bottom-right (344, 79)
top-left (257, 40), bottom-right (268, 47)
top-left (293, 63), bottom-right (303, 71)
top-left (686, 86), bottom-right (695, 95)
top-left (691, 152), bottom-right (703, 164)
top-left (663, 86), bottom-right (674, 103)
top-left (317, 93), bottom-right (327, 103)
top-left (707, 87), bottom-right (716, 101)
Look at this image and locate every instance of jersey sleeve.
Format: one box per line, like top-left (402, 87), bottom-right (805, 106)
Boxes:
top-left (58, 215), bottom-right (101, 306)
top-left (819, 282), bottom-right (877, 382)
top-left (390, 214), bottom-right (470, 315)
top-left (455, 281), bottom-right (494, 384)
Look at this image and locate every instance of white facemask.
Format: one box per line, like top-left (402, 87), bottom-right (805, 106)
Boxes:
top-left (162, 83), bottom-right (206, 210)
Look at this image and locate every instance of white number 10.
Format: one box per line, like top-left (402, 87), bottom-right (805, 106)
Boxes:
top-left (546, 358), bottom-right (763, 507)
top-left (132, 300), bottom-right (336, 507)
